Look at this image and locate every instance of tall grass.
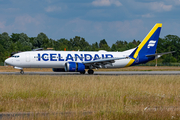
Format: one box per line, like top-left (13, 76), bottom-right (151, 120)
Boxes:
top-left (0, 75), bottom-right (180, 119)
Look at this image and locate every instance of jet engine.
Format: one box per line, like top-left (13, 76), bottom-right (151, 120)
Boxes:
top-left (52, 68), bottom-right (65, 72)
top-left (65, 62), bottom-right (85, 72)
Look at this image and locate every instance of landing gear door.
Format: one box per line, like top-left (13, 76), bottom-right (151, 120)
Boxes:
top-left (26, 53), bottom-right (30, 62)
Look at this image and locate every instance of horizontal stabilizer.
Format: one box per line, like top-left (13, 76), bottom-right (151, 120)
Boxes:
top-left (146, 51), bottom-right (175, 59)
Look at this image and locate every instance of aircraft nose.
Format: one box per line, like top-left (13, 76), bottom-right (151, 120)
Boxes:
top-left (5, 58), bottom-right (11, 65)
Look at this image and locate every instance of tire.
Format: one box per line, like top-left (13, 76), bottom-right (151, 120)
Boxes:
top-left (88, 70), bottom-right (94, 74)
top-left (80, 70), bottom-right (86, 74)
top-left (20, 70), bottom-right (24, 74)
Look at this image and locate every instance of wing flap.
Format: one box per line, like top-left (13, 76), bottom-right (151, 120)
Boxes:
top-left (83, 57), bottom-right (128, 65)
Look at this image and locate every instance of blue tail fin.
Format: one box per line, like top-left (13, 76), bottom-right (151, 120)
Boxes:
top-left (130, 23), bottom-right (162, 59)
top-left (126, 23), bottom-right (162, 67)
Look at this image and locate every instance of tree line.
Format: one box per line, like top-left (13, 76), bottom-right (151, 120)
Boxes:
top-left (0, 32), bottom-right (179, 63)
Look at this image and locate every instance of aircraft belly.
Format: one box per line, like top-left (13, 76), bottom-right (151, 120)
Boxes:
top-left (35, 61), bottom-right (65, 68)
top-left (18, 61), bottom-right (65, 68)
top-left (107, 59), bottom-right (131, 68)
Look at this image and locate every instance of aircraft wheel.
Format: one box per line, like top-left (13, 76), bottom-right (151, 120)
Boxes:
top-left (20, 70), bottom-right (24, 74)
top-left (80, 70), bottom-right (86, 74)
top-left (88, 69), bottom-right (94, 74)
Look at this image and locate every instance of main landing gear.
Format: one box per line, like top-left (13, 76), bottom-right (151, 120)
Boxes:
top-left (88, 69), bottom-right (94, 74)
top-left (80, 70), bottom-right (86, 74)
top-left (20, 69), bottom-right (24, 74)
top-left (79, 70), bottom-right (94, 74)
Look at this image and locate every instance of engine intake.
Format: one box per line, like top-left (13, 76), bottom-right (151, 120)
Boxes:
top-left (65, 62), bottom-right (85, 72)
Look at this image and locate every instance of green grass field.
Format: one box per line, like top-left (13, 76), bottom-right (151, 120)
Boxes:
top-left (0, 75), bottom-right (180, 119)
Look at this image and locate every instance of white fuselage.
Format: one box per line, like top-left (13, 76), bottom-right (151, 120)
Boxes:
top-left (5, 49), bottom-right (135, 69)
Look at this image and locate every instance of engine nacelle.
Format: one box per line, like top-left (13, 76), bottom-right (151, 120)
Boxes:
top-left (52, 68), bottom-right (65, 72)
top-left (65, 62), bottom-right (85, 72)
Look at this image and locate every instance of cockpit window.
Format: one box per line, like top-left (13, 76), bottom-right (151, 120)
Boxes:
top-left (12, 55), bottom-right (20, 58)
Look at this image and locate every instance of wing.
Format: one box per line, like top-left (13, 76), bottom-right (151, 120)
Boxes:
top-left (82, 57), bottom-right (128, 69)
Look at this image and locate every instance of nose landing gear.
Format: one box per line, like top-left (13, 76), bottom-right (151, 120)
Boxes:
top-left (20, 69), bottom-right (24, 74)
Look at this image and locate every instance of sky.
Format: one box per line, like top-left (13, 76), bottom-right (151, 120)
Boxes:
top-left (0, 0), bottom-right (180, 46)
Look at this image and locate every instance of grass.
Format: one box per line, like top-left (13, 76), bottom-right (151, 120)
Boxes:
top-left (0, 75), bottom-right (180, 119)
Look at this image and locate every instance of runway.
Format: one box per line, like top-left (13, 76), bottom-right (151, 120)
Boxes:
top-left (0, 111), bottom-right (93, 119)
top-left (0, 71), bottom-right (180, 75)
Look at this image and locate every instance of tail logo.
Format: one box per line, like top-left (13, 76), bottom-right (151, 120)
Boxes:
top-left (147, 40), bottom-right (156, 48)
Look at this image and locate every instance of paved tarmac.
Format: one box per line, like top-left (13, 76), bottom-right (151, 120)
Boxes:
top-left (0, 111), bottom-right (93, 119)
top-left (1, 106), bottom-right (180, 119)
top-left (0, 71), bottom-right (180, 75)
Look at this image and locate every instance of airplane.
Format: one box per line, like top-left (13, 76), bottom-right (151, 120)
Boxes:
top-left (5, 23), bottom-right (174, 74)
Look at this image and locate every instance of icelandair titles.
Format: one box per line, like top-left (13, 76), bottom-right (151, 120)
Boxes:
top-left (37, 53), bottom-right (113, 61)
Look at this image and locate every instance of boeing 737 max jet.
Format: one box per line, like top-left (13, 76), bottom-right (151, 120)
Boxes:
top-left (5, 23), bottom-right (174, 74)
